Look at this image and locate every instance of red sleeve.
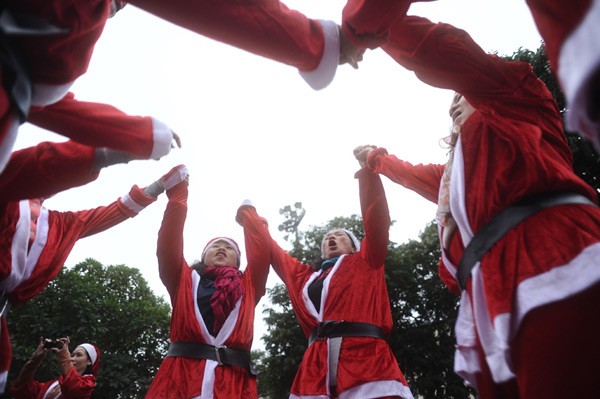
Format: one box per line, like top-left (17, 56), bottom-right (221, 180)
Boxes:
top-left (9, 378), bottom-right (46, 399)
top-left (0, 141), bottom-right (98, 203)
top-left (341, 0), bottom-right (411, 48)
top-left (28, 92), bottom-right (156, 159)
top-left (236, 206), bottom-right (270, 303)
top-left (157, 183), bottom-right (188, 297)
top-left (368, 147), bottom-right (444, 204)
top-left (63, 185), bottom-right (157, 239)
top-left (381, 15), bottom-right (550, 116)
top-left (59, 369), bottom-right (96, 398)
top-left (127, 0), bottom-right (325, 72)
top-left (355, 167), bottom-right (389, 268)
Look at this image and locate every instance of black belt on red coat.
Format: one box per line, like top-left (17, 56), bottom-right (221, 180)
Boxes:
top-left (308, 321), bottom-right (386, 398)
top-left (457, 192), bottom-right (597, 290)
top-left (166, 341), bottom-right (256, 375)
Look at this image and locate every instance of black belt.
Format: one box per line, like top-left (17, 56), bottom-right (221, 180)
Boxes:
top-left (308, 320), bottom-right (385, 345)
top-left (166, 342), bottom-right (256, 375)
top-left (0, 8), bottom-right (68, 120)
top-left (457, 192), bottom-right (597, 290)
top-left (308, 321), bottom-right (386, 397)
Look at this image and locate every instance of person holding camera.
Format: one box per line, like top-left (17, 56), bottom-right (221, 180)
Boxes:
top-left (10, 337), bottom-right (100, 399)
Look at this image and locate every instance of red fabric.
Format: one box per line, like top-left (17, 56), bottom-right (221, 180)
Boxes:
top-left (267, 169), bottom-right (412, 397)
top-left (378, 15), bottom-right (600, 393)
top-left (525, 0), bottom-right (592, 69)
top-left (0, 141), bottom-right (98, 203)
top-left (10, 368), bottom-right (97, 399)
top-left (0, 185), bottom-right (155, 384)
top-left (201, 266), bottom-right (244, 333)
top-left (127, 0), bottom-right (326, 72)
top-left (28, 92), bottom-right (156, 159)
top-left (148, 183), bottom-right (270, 398)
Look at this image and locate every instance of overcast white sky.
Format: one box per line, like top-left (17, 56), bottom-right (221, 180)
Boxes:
top-left (13, 0), bottom-right (542, 349)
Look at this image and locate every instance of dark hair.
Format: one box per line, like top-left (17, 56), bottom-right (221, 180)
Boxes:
top-left (191, 260), bottom-right (206, 274)
top-left (84, 352), bottom-right (94, 375)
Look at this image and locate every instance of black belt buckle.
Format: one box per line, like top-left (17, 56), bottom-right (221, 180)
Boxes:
top-left (214, 345), bottom-right (227, 365)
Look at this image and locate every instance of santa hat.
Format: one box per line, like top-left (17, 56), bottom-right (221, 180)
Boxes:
top-left (201, 237), bottom-right (241, 266)
top-left (79, 343), bottom-right (101, 375)
top-left (321, 229), bottom-right (361, 258)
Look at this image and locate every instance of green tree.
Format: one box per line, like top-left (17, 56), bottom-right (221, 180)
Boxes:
top-left (5, 259), bottom-right (171, 399)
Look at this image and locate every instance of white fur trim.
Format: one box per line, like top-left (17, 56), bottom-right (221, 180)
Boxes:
top-left (559, 0), bottom-right (600, 148)
top-left (150, 118), bottom-right (173, 160)
top-left (162, 165), bottom-right (189, 190)
top-left (192, 271), bottom-right (243, 398)
top-left (339, 380), bottom-right (414, 399)
top-left (299, 20), bottom-right (340, 90)
top-left (41, 381), bottom-right (60, 399)
top-left (289, 380), bottom-right (413, 399)
top-left (119, 193), bottom-right (145, 214)
top-left (31, 82), bottom-right (73, 106)
top-left (0, 370), bottom-right (6, 394)
top-left (0, 115), bottom-right (20, 174)
top-left (79, 344), bottom-right (98, 366)
top-left (1, 202), bottom-right (48, 292)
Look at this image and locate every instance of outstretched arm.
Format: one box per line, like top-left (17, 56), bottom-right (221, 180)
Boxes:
top-left (12, 338), bottom-right (46, 389)
top-left (28, 92), bottom-right (178, 160)
top-left (355, 145), bottom-right (444, 204)
top-left (156, 165), bottom-right (190, 296)
top-left (355, 163), bottom-right (390, 268)
top-left (236, 201), bottom-right (271, 303)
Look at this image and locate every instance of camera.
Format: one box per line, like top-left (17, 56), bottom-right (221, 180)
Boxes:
top-left (43, 340), bottom-right (61, 349)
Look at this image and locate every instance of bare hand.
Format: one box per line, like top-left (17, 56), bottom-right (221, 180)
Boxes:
top-left (171, 131), bottom-right (182, 149)
top-left (353, 145), bottom-right (376, 167)
top-left (339, 26), bottom-right (365, 69)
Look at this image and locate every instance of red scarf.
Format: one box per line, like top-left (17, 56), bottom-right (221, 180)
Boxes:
top-left (201, 266), bottom-right (244, 333)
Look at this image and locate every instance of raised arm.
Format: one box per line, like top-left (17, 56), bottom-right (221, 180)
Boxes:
top-left (382, 15), bottom-right (539, 110)
top-left (357, 145), bottom-right (444, 204)
top-left (156, 165), bottom-right (190, 296)
top-left (127, 0), bottom-right (340, 90)
top-left (236, 201), bottom-right (271, 303)
top-left (28, 92), bottom-right (178, 160)
top-left (0, 141), bottom-right (100, 203)
top-left (59, 184), bottom-right (158, 240)
top-left (354, 162), bottom-right (390, 268)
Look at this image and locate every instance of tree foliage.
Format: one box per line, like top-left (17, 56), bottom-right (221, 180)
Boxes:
top-left (256, 206), bottom-right (474, 398)
top-left (4, 259), bottom-right (171, 399)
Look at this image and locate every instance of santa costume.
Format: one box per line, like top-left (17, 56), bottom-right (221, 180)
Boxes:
top-left (525, 0), bottom-right (600, 150)
top-left (146, 167), bottom-right (270, 399)
top-left (375, 15), bottom-right (600, 398)
top-left (10, 343), bottom-right (101, 399)
top-left (265, 168), bottom-right (413, 399)
top-left (0, 186), bottom-right (157, 393)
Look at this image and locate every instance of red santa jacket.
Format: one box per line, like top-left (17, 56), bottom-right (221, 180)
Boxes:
top-left (145, 183), bottom-right (270, 399)
top-left (267, 168), bottom-right (413, 399)
top-left (10, 368), bottom-right (96, 399)
top-left (0, 185), bottom-right (157, 393)
top-left (525, 0), bottom-right (600, 148)
top-left (380, 15), bottom-right (600, 385)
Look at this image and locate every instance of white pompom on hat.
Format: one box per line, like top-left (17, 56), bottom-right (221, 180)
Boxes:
top-left (201, 237), bottom-right (241, 266)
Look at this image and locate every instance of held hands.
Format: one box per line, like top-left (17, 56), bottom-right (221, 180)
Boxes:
top-left (144, 164), bottom-right (189, 197)
top-left (353, 145), bottom-right (376, 167)
top-left (339, 26), bottom-right (365, 69)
